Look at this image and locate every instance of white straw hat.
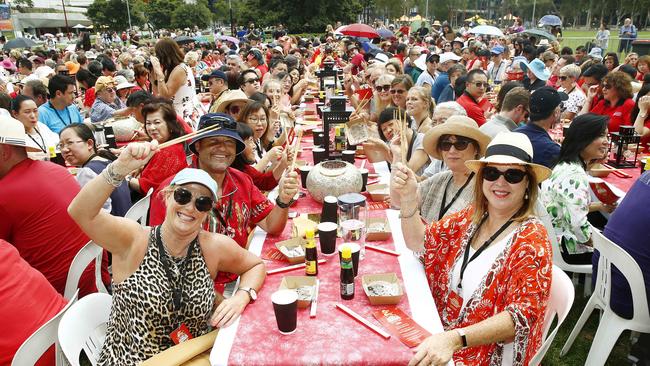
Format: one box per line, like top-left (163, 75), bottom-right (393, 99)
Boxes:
top-left (465, 132), bottom-right (551, 182)
top-left (0, 116), bottom-right (40, 152)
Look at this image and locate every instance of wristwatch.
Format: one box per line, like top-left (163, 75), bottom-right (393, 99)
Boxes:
top-left (238, 287), bottom-right (257, 303)
top-left (275, 196), bottom-right (295, 209)
top-left (456, 328), bottom-right (468, 348)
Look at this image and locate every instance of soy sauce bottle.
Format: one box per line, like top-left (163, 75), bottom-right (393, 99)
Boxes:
top-left (305, 229), bottom-right (318, 276)
top-left (340, 245), bottom-right (355, 299)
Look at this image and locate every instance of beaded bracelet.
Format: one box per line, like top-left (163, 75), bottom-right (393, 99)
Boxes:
top-left (101, 162), bottom-right (126, 188)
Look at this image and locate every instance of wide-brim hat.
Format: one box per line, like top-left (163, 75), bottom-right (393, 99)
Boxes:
top-left (188, 112), bottom-right (245, 155)
top-left (413, 54), bottom-right (427, 71)
top-left (465, 132), bottom-right (551, 182)
top-left (520, 58), bottom-right (550, 81)
top-left (0, 116), bottom-right (40, 152)
top-left (423, 115), bottom-right (491, 160)
top-left (170, 168), bottom-right (218, 200)
top-left (215, 90), bottom-right (250, 114)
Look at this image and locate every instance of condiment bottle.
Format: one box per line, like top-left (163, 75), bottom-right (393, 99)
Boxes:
top-left (305, 229), bottom-right (318, 276)
top-left (340, 245), bottom-right (355, 299)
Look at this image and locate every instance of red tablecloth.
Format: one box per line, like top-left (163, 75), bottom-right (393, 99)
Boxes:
top-left (217, 121), bottom-right (422, 365)
top-left (602, 165), bottom-right (642, 193)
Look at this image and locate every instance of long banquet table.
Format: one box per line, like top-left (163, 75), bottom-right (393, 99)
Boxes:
top-left (209, 130), bottom-right (446, 365)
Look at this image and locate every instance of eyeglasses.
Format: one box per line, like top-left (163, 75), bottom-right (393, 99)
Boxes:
top-left (482, 166), bottom-right (528, 184)
top-left (376, 85), bottom-right (391, 92)
top-left (57, 140), bottom-right (85, 150)
top-left (602, 83), bottom-right (611, 90)
top-left (248, 117), bottom-right (267, 124)
top-left (173, 187), bottom-right (214, 212)
top-left (103, 87), bottom-right (116, 93)
top-left (244, 78), bottom-right (260, 85)
top-left (439, 138), bottom-right (472, 151)
top-left (558, 76), bottom-right (569, 81)
top-left (472, 82), bottom-right (489, 88)
top-left (390, 89), bottom-right (406, 95)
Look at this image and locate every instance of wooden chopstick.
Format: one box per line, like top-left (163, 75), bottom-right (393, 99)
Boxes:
top-left (400, 109), bottom-right (407, 165)
top-left (310, 279), bottom-right (320, 318)
top-left (267, 259), bottom-right (326, 275)
top-left (365, 244), bottom-right (400, 257)
top-left (335, 303), bottom-right (391, 339)
top-left (158, 124), bottom-right (221, 149)
top-left (602, 163), bottom-right (632, 178)
top-left (287, 128), bottom-right (303, 173)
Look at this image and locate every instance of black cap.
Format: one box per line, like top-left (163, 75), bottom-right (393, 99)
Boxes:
top-left (582, 63), bottom-right (608, 80)
top-left (201, 70), bottom-right (227, 81)
top-left (529, 87), bottom-right (568, 121)
top-left (426, 53), bottom-right (440, 63)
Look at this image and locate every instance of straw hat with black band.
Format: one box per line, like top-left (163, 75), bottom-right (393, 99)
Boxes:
top-left (465, 132), bottom-right (551, 182)
top-left (423, 115), bottom-right (491, 160)
top-left (215, 90), bottom-right (250, 114)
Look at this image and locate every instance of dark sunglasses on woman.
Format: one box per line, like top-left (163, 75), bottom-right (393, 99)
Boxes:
top-left (376, 85), bottom-right (391, 92)
top-left (482, 166), bottom-right (528, 184)
top-left (439, 137), bottom-right (472, 152)
top-left (173, 187), bottom-right (214, 212)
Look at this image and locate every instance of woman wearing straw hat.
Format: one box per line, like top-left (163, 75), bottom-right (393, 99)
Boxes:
top-left (395, 132), bottom-right (552, 366)
top-left (390, 115), bottom-right (490, 223)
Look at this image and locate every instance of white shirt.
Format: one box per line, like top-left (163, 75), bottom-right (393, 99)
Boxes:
top-left (26, 122), bottom-right (60, 160)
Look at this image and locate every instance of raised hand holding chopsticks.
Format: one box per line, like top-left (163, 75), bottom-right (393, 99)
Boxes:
top-left (157, 123), bottom-right (221, 149)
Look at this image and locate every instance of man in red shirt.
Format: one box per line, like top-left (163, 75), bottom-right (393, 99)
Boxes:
top-left (246, 49), bottom-right (268, 78)
top-left (456, 69), bottom-right (491, 126)
top-left (149, 113), bottom-right (299, 288)
top-left (0, 117), bottom-right (101, 296)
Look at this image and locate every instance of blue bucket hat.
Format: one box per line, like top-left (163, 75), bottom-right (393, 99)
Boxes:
top-left (170, 168), bottom-right (219, 200)
top-left (490, 45), bottom-right (505, 55)
top-left (520, 58), bottom-right (550, 81)
top-left (188, 113), bottom-right (245, 155)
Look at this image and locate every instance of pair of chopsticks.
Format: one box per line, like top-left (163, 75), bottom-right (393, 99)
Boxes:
top-left (286, 128), bottom-right (304, 173)
top-left (393, 108), bottom-right (408, 165)
top-left (266, 259), bottom-right (326, 275)
top-left (335, 303), bottom-right (391, 339)
top-left (602, 163), bottom-right (632, 178)
top-left (365, 244), bottom-right (400, 257)
top-left (351, 97), bottom-right (371, 118)
top-left (158, 124), bottom-right (222, 149)
top-left (310, 279), bottom-right (320, 318)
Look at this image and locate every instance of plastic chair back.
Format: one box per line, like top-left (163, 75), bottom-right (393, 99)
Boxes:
top-left (63, 241), bottom-right (108, 301)
top-left (12, 290), bottom-right (79, 366)
top-left (58, 293), bottom-right (112, 366)
top-left (591, 228), bottom-right (650, 326)
top-left (529, 266), bottom-right (575, 366)
top-left (124, 187), bottom-right (154, 226)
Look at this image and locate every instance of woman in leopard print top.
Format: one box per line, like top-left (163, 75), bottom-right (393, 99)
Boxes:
top-left (69, 141), bottom-right (266, 365)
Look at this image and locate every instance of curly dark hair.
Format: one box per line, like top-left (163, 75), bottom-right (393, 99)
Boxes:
top-left (603, 71), bottom-right (633, 100)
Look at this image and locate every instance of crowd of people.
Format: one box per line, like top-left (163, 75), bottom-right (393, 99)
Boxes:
top-left (1, 17), bottom-right (649, 365)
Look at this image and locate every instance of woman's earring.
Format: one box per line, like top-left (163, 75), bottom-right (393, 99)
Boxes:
top-left (524, 189), bottom-right (529, 200)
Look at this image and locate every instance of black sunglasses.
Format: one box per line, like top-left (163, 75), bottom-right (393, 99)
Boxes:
top-left (482, 166), bottom-right (528, 184)
top-left (173, 187), bottom-right (214, 212)
top-left (439, 138), bottom-right (472, 152)
top-left (558, 76), bottom-right (569, 81)
top-left (376, 85), bottom-right (391, 92)
top-left (390, 89), bottom-right (406, 95)
top-left (472, 81), bottom-right (489, 88)
top-left (244, 77), bottom-right (260, 84)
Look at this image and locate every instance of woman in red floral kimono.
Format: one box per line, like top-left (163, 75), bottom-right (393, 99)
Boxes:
top-left (393, 132), bottom-right (553, 366)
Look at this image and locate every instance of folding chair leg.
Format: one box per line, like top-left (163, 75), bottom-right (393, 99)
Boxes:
top-left (561, 294), bottom-right (598, 356)
top-left (584, 311), bottom-right (626, 366)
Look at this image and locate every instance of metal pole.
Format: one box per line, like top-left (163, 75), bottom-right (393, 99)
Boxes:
top-left (531, 0), bottom-right (536, 27)
top-left (61, 0), bottom-right (70, 38)
top-left (126, 0), bottom-right (132, 31)
top-left (425, 0), bottom-right (429, 21)
top-left (229, 0), bottom-right (235, 36)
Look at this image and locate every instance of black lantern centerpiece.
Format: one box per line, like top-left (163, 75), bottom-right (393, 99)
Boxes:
top-left (322, 96), bottom-right (352, 160)
top-left (608, 126), bottom-right (640, 168)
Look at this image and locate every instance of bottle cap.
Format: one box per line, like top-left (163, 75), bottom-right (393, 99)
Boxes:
top-left (341, 245), bottom-right (351, 259)
top-left (305, 228), bottom-right (315, 239)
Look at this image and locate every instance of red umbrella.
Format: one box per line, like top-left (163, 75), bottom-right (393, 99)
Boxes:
top-left (339, 23), bottom-right (380, 39)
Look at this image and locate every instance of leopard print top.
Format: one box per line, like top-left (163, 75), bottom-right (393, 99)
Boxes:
top-left (98, 227), bottom-right (215, 366)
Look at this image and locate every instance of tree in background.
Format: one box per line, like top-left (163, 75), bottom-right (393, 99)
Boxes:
top-left (144, 0), bottom-right (182, 30)
top-left (171, 0), bottom-right (213, 30)
top-left (87, 0), bottom-right (145, 31)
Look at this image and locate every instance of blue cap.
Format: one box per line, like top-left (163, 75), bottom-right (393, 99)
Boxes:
top-left (201, 70), bottom-right (227, 81)
top-left (188, 113), bottom-right (245, 155)
top-left (520, 58), bottom-right (550, 81)
top-left (170, 168), bottom-right (218, 200)
top-left (490, 45), bottom-right (505, 55)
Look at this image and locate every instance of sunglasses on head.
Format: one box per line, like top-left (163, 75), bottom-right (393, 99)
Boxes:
top-left (439, 137), bottom-right (472, 151)
top-left (482, 166), bottom-right (528, 184)
top-left (173, 187), bottom-right (214, 212)
top-left (376, 85), bottom-right (391, 92)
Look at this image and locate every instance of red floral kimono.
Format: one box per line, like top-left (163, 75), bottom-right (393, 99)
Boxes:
top-left (423, 206), bottom-right (552, 365)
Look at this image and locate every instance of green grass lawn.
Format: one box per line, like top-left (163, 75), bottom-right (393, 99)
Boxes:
top-left (542, 280), bottom-right (632, 365)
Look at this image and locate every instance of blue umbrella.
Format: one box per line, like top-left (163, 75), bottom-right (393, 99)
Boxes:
top-left (377, 28), bottom-right (394, 39)
top-left (539, 15), bottom-right (562, 27)
top-left (361, 41), bottom-right (379, 53)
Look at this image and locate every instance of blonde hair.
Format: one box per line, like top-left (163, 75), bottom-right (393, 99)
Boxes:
top-left (471, 164), bottom-right (539, 224)
top-left (407, 86), bottom-right (435, 116)
top-left (184, 51), bottom-right (200, 65)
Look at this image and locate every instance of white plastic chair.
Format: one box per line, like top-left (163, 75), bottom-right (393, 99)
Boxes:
top-left (536, 200), bottom-right (592, 297)
top-left (560, 226), bottom-right (650, 365)
top-left (124, 187), bottom-right (154, 226)
top-left (64, 241), bottom-right (109, 300)
top-left (529, 266), bottom-right (575, 366)
top-left (58, 293), bottom-right (112, 366)
top-left (12, 290), bottom-right (79, 366)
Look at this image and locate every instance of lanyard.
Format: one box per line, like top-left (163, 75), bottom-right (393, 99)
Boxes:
top-left (155, 226), bottom-right (197, 320)
top-left (458, 215), bottom-right (514, 289)
top-left (438, 172), bottom-right (474, 221)
top-left (50, 102), bottom-right (72, 127)
top-left (27, 128), bottom-right (47, 153)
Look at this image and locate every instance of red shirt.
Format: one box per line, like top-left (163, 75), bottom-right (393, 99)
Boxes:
top-left (256, 64), bottom-right (269, 78)
top-left (177, 115), bottom-right (194, 134)
top-left (640, 117), bottom-right (650, 148)
top-left (0, 159), bottom-right (99, 296)
top-left (589, 97), bottom-right (635, 132)
top-left (456, 93), bottom-right (490, 126)
top-left (83, 87), bottom-right (96, 108)
top-left (138, 143), bottom-right (188, 194)
top-left (149, 168), bottom-right (273, 286)
top-left (240, 164), bottom-right (279, 191)
top-left (399, 25), bottom-right (410, 37)
top-left (0, 240), bottom-right (67, 366)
